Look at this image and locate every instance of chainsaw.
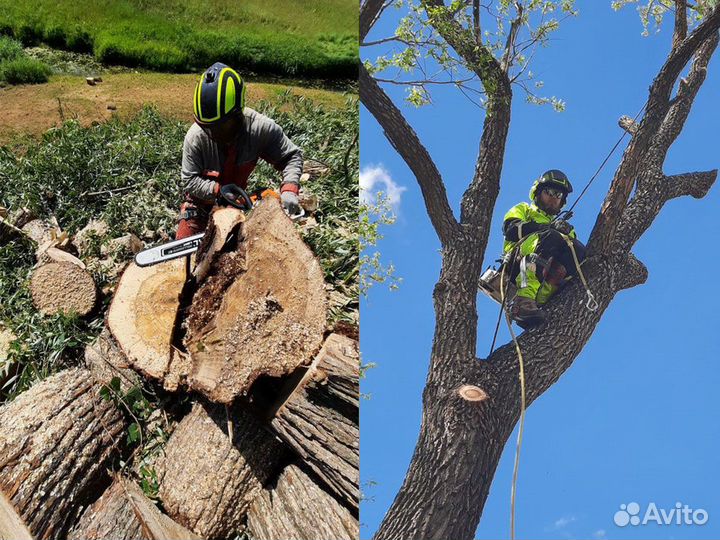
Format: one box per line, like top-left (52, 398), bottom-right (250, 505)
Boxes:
top-left (134, 185), bottom-right (304, 267)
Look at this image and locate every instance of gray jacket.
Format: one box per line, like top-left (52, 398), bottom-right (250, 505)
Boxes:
top-left (181, 107), bottom-right (303, 202)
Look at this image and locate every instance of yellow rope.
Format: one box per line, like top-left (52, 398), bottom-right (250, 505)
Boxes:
top-left (500, 232), bottom-right (596, 540)
top-left (499, 262), bottom-right (526, 540)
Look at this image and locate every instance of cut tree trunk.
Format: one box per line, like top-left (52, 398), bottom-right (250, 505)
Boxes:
top-left (184, 197), bottom-right (327, 403)
top-left (270, 333), bottom-right (359, 509)
top-left (107, 258), bottom-right (186, 380)
top-left (246, 463), bottom-right (359, 540)
top-left (157, 401), bottom-right (286, 539)
top-left (30, 261), bottom-right (97, 316)
top-left (69, 476), bottom-right (200, 540)
top-left (0, 368), bottom-right (125, 540)
top-left (192, 206), bottom-right (245, 283)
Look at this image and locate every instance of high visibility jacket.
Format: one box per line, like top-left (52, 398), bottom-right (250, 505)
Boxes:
top-left (502, 202), bottom-right (576, 255)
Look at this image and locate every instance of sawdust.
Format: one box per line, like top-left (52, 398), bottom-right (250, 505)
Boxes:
top-left (30, 262), bottom-right (96, 316)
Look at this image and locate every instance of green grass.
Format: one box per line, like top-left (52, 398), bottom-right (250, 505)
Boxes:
top-left (0, 0), bottom-right (358, 78)
top-left (0, 35), bottom-right (50, 84)
top-left (0, 93), bottom-right (358, 399)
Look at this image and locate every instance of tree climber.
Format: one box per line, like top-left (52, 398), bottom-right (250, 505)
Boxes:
top-left (502, 170), bottom-right (586, 328)
top-left (176, 62), bottom-right (303, 240)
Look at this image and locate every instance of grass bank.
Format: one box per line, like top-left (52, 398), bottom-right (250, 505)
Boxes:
top-left (0, 0), bottom-right (358, 79)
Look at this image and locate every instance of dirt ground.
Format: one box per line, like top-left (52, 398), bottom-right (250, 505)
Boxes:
top-left (0, 73), bottom-right (348, 146)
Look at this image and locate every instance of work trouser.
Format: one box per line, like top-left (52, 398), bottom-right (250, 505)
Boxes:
top-left (176, 200), bottom-right (212, 240)
top-left (510, 229), bottom-right (586, 305)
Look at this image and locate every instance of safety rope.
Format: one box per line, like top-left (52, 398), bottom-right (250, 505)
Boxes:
top-left (499, 255), bottom-right (526, 540)
top-left (497, 231), bottom-right (597, 540)
top-left (565, 100), bottom-right (648, 214)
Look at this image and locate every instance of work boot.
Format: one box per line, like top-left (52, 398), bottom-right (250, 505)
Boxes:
top-left (510, 296), bottom-right (546, 330)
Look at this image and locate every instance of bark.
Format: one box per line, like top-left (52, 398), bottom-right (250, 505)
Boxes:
top-left (84, 327), bottom-right (142, 393)
top-left (107, 257), bottom-right (186, 380)
top-left (270, 333), bottom-right (359, 509)
top-left (0, 368), bottom-right (125, 540)
top-left (157, 401), bottom-right (286, 538)
top-left (184, 198), bottom-right (327, 403)
top-left (69, 476), bottom-right (200, 540)
top-left (0, 217), bottom-right (27, 246)
top-left (246, 463), bottom-right (359, 540)
top-left (30, 262), bottom-right (97, 316)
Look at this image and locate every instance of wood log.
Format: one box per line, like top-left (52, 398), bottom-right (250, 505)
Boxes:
top-left (185, 197), bottom-right (327, 403)
top-left (30, 261), bottom-right (97, 316)
top-left (270, 333), bottom-right (359, 509)
top-left (36, 246), bottom-right (86, 268)
top-left (0, 217), bottom-right (28, 246)
top-left (246, 463), bottom-right (359, 540)
top-left (0, 368), bottom-right (125, 540)
top-left (84, 327), bottom-right (141, 392)
top-left (192, 206), bottom-right (245, 283)
top-left (157, 401), bottom-right (286, 538)
top-left (107, 259), bottom-right (186, 380)
top-left (69, 476), bottom-right (200, 540)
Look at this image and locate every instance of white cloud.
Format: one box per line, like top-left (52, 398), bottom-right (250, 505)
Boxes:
top-left (360, 164), bottom-right (406, 209)
top-left (592, 530), bottom-right (607, 540)
top-left (553, 515), bottom-right (578, 529)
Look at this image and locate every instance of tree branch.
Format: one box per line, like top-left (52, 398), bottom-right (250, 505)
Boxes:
top-left (360, 63), bottom-right (461, 246)
top-left (587, 4), bottom-right (720, 255)
top-left (473, 0), bottom-right (481, 43)
top-left (646, 32), bottom-right (719, 170)
top-left (361, 0), bottom-right (388, 41)
top-left (421, 0), bottom-right (513, 229)
top-left (500, 3), bottom-right (524, 73)
top-left (614, 169), bottom-right (717, 250)
top-left (673, 0), bottom-right (688, 49)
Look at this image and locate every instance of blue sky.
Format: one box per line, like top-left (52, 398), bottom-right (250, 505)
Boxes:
top-left (360, 3), bottom-right (720, 540)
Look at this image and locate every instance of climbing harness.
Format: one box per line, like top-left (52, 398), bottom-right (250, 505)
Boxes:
top-left (498, 100), bottom-right (648, 540)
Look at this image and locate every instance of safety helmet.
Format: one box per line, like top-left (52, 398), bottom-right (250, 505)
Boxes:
top-left (529, 169), bottom-right (573, 204)
top-left (193, 62), bottom-right (246, 126)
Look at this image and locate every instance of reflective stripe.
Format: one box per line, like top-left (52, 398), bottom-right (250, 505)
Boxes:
top-left (225, 76), bottom-right (236, 116)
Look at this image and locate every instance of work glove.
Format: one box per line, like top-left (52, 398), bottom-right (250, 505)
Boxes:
top-left (281, 191), bottom-right (302, 217)
top-left (551, 219), bottom-right (572, 235)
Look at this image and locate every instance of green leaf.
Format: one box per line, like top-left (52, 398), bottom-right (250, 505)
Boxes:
top-left (127, 422), bottom-right (141, 444)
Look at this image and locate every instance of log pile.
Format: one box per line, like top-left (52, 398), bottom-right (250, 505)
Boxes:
top-left (0, 197), bottom-right (359, 539)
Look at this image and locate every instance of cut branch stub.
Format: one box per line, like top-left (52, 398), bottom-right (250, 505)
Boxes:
top-left (107, 258), bottom-right (186, 380)
top-left (246, 463), bottom-right (359, 540)
top-left (30, 262), bottom-right (97, 316)
top-left (157, 401), bottom-right (286, 539)
top-left (69, 476), bottom-right (200, 540)
top-left (0, 368), bottom-right (125, 540)
top-left (185, 197), bottom-right (327, 403)
top-left (270, 333), bottom-right (359, 509)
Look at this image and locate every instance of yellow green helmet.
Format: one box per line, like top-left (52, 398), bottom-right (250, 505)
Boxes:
top-left (193, 62), bottom-right (246, 126)
top-left (529, 169), bottom-right (573, 204)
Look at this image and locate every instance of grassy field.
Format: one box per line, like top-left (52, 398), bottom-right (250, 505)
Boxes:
top-left (0, 0), bottom-right (358, 78)
top-left (0, 71), bottom-right (351, 145)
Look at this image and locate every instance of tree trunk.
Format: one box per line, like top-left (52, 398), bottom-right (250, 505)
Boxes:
top-left (157, 401), bottom-right (287, 538)
top-left (69, 476), bottom-right (200, 540)
top-left (270, 333), bottom-right (359, 509)
top-left (107, 257), bottom-right (186, 381)
top-left (184, 197), bottom-right (327, 404)
top-left (30, 261), bottom-right (97, 316)
top-left (246, 463), bottom-right (359, 540)
top-left (0, 368), bottom-right (125, 540)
